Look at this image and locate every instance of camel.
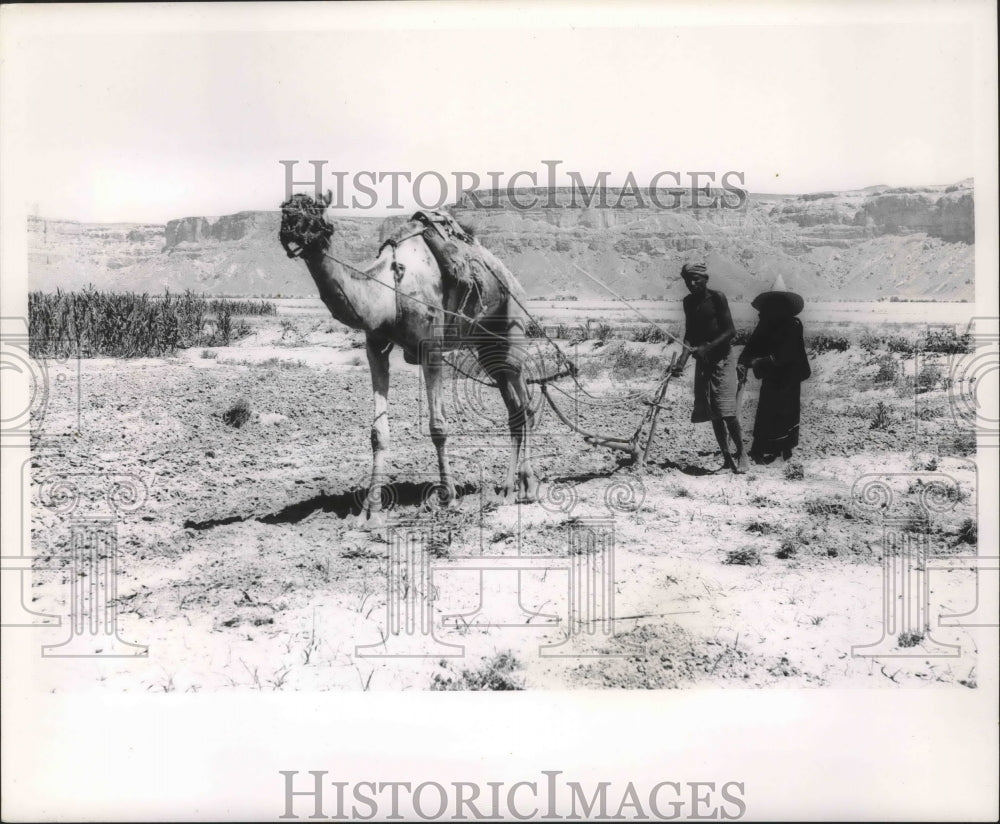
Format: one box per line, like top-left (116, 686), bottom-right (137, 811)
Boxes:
top-left (279, 192), bottom-right (539, 519)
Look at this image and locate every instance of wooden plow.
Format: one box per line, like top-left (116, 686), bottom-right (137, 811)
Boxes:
top-left (526, 353), bottom-right (678, 468)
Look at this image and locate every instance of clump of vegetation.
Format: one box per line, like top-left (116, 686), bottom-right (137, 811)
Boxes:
top-left (804, 496), bottom-right (851, 518)
top-left (29, 288), bottom-right (266, 358)
top-left (806, 333), bottom-right (850, 354)
top-left (430, 651), bottom-right (524, 691)
top-left (915, 362), bottom-right (942, 393)
top-left (608, 342), bottom-right (662, 375)
top-left (887, 335), bottom-right (917, 354)
top-left (897, 631), bottom-right (924, 648)
top-left (524, 318), bottom-right (546, 339)
top-left (956, 518), bottom-right (977, 545)
top-left (746, 520), bottom-right (776, 535)
top-left (200, 349), bottom-right (218, 359)
top-left (724, 546), bottom-right (762, 566)
top-left (631, 324), bottom-right (670, 343)
top-left (592, 322), bottom-right (615, 343)
top-left (783, 461), bottom-right (805, 480)
top-left (921, 328), bottom-right (970, 354)
top-left (872, 354), bottom-right (898, 383)
top-left (222, 398), bottom-right (252, 429)
top-left (207, 297), bottom-right (276, 316)
top-left (258, 357), bottom-right (307, 370)
top-left (775, 540), bottom-right (798, 560)
top-left (870, 401), bottom-right (893, 430)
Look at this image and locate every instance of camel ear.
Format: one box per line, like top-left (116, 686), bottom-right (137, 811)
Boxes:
top-left (323, 189), bottom-right (333, 206)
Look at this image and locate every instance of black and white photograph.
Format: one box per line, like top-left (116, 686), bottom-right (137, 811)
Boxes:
top-left (2, 1), bottom-right (997, 820)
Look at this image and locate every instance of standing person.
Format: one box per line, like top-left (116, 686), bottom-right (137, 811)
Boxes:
top-left (738, 276), bottom-right (811, 463)
top-left (671, 262), bottom-right (748, 474)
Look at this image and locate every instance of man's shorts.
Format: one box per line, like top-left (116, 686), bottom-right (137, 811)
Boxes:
top-left (692, 349), bottom-right (738, 423)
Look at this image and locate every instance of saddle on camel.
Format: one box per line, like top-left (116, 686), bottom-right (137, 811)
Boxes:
top-left (378, 210), bottom-right (507, 358)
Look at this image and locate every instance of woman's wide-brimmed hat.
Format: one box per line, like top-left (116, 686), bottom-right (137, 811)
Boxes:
top-left (751, 274), bottom-right (804, 316)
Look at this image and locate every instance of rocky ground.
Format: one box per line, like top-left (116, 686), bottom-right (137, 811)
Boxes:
top-left (24, 311), bottom-right (984, 692)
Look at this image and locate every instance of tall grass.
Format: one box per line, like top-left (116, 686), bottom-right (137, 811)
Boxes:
top-left (29, 288), bottom-right (272, 358)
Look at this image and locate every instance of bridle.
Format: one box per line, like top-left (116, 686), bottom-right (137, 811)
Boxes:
top-left (279, 198), bottom-right (333, 260)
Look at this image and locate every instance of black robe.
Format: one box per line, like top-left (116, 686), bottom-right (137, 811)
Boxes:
top-left (738, 316), bottom-right (811, 455)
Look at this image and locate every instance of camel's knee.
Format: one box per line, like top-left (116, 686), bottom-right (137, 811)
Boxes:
top-left (429, 420), bottom-right (449, 446)
top-left (507, 406), bottom-right (528, 431)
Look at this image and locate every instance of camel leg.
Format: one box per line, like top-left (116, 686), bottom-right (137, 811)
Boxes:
top-left (364, 336), bottom-right (391, 515)
top-left (422, 353), bottom-right (457, 506)
top-left (508, 368), bottom-right (539, 503)
top-left (487, 365), bottom-right (539, 505)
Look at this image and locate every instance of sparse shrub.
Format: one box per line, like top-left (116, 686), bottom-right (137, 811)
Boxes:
top-left (746, 520), bottom-right (776, 535)
top-left (775, 541), bottom-right (797, 559)
top-left (783, 461), bottom-right (805, 480)
top-left (200, 349), bottom-right (218, 359)
top-left (922, 328), bottom-right (970, 354)
top-left (724, 546), bottom-right (762, 566)
top-left (806, 333), bottom-right (850, 354)
top-left (872, 354), bottom-right (897, 383)
top-left (886, 335), bottom-right (917, 354)
top-left (593, 322), bottom-right (615, 343)
top-left (429, 651), bottom-right (524, 691)
top-left (870, 401), bottom-right (893, 430)
top-left (631, 324), bottom-right (669, 343)
top-left (915, 363), bottom-right (942, 393)
top-left (898, 631), bottom-right (924, 648)
top-left (804, 496), bottom-right (851, 518)
top-left (524, 319), bottom-right (545, 339)
top-left (859, 333), bottom-right (884, 354)
top-left (609, 342), bottom-right (662, 375)
top-left (259, 357), bottom-right (307, 370)
top-left (222, 398), bottom-right (252, 428)
top-left (956, 518), bottom-right (977, 545)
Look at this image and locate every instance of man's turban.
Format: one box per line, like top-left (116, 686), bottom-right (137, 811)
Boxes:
top-left (681, 262), bottom-right (707, 277)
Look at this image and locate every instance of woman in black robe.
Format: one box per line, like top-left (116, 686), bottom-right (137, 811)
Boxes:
top-left (737, 288), bottom-right (811, 462)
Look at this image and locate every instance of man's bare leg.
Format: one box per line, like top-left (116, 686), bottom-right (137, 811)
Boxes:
top-left (711, 419), bottom-right (736, 472)
top-left (724, 415), bottom-right (749, 474)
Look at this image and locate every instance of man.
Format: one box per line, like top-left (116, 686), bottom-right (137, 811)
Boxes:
top-left (671, 262), bottom-right (749, 473)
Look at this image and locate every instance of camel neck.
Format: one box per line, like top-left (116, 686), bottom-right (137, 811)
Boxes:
top-left (301, 247), bottom-right (389, 331)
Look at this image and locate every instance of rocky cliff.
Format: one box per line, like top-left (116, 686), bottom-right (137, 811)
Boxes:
top-left (28, 180), bottom-right (975, 300)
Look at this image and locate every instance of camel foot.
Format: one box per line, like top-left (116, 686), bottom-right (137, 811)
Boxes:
top-left (734, 453), bottom-right (749, 474)
top-left (358, 508), bottom-right (387, 530)
top-left (517, 473), bottom-right (540, 504)
top-left (438, 483), bottom-right (457, 507)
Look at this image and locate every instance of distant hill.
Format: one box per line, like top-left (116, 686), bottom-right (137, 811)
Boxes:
top-left (28, 180), bottom-right (974, 301)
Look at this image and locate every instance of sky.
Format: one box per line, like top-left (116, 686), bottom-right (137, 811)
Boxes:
top-left (2, 2), bottom-right (990, 223)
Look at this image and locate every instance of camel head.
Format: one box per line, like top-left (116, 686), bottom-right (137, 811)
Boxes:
top-left (279, 191), bottom-right (334, 258)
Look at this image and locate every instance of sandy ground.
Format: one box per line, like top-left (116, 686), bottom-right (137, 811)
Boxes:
top-left (23, 312), bottom-right (985, 692)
